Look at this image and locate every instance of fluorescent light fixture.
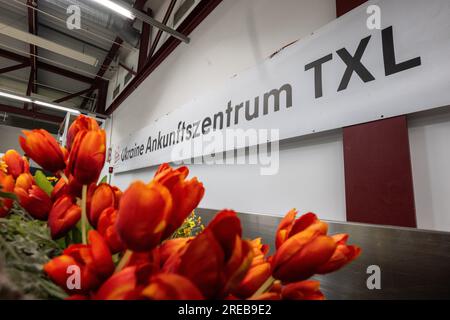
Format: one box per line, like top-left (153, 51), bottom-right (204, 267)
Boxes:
top-left (90, 0), bottom-right (135, 20)
top-left (34, 101), bottom-right (81, 114)
top-left (0, 91), bottom-right (32, 103)
top-left (0, 23), bottom-right (99, 66)
top-left (0, 90), bottom-right (80, 115)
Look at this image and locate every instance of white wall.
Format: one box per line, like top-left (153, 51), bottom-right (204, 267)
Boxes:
top-left (108, 0), bottom-right (450, 231)
top-left (409, 108), bottom-right (450, 232)
top-left (108, 0), bottom-right (345, 221)
top-left (0, 124), bottom-right (23, 154)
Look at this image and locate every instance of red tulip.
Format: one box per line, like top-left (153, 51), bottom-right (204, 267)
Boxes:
top-left (124, 248), bottom-right (160, 272)
top-left (51, 178), bottom-right (69, 201)
top-left (97, 207), bottom-right (125, 254)
top-left (153, 164), bottom-right (205, 239)
top-left (2, 150), bottom-right (29, 178)
top-left (317, 234), bottom-right (361, 274)
top-left (44, 230), bottom-right (114, 294)
top-left (48, 195), bottom-right (81, 239)
top-left (233, 238), bottom-right (272, 298)
top-left (160, 238), bottom-right (192, 272)
top-left (275, 209), bottom-right (297, 249)
top-left (234, 262), bottom-right (271, 298)
top-left (94, 265), bottom-right (154, 300)
top-left (67, 129), bottom-right (106, 185)
top-left (88, 183), bottom-right (121, 227)
top-left (19, 129), bottom-right (66, 173)
top-left (142, 273), bottom-right (204, 300)
top-left (14, 185), bottom-right (52, 220)
top-left (15, 172), bottom-right (34, 191)
top-left (281, 280), bottom-right (324, 300)
top-left (175, 210), bottom-right (254, 299)
top-left (0, 171), bottom-right (14, 218)
top-left (116, 181), bottom-right (172, 252)
top-left (68, 175), bottom-right (84, 198)
top-left (271, 211), bottom-right (337, 283)
top-left (67, 115), bottom-right (99, 151)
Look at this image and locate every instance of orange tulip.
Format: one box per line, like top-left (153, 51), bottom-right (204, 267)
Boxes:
top-left (281, 280), bottom-right (324, 300)
top-left (48, 195), bottom-right (81, 239)
top-left (2, 150), bottom-right (29, 178)
top-left (317, 234), bottom-right (361, 274)
top-left (232, 238), bottom-right (271, 298)
top-left (275, 208), bottom-right (297, 249)
top-left (271, 211), bottom-right (337, 283)
top-left (234, 262), bottom-right (271, 298)
top-left (97, 207), bottom-right (125, 254)
top-left (88, 183), bottom-right (121, 227)
top-left (44, 231), bottom-right (114, 294)
top-left (67, 129), bottom-right (106, 185)
top-left (0, 171), bottom-right (15, 218)
top-left (175, 210), bottom-right (254, 299)
top-left (153, 164), bottom-right (205, 239)
top-left (51, 178), bottom-right (69, 201)
top-left (160, 237), bottom-right (192, 272)
top-left (116, 181), bottom-right (172, 252)
top-left (94, 265), bottom-right (153, 300)
top-left (19, 129), bottom-right (66, 173)
top-left (67, 115), bottom-right (99, 151)
top-left (15, 172), bottom-right (34, 191)
top-left (124, 248), bottom-right (161, 272)
top-left (142, 273), bottom-right (204, 300)
top-left (14, 185), bottom-right (52, 220)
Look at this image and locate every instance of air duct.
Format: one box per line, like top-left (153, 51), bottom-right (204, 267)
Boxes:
top-left (42, 0), bottom-right (141, 47)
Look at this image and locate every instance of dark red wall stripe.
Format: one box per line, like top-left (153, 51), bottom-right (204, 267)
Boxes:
top-left (337, 0), bottom-right (417, 227)
top-left (336, 0), bottom-right (368, 17)
top-left (343, 117), bottom-right (416, 227)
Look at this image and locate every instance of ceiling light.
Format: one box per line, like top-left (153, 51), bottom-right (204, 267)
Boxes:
top-left (0, 23), bottom-right (99, 66)
top-left (0, 91), bottom-right (32, 103)
top-left (89, 0), bottom-right (135, 20)
top-left (0, 90), bottom-right (80, 115)
top-left (34, 101), bottom-right (81, 115)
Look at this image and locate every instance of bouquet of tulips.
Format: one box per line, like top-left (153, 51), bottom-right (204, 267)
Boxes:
top-left (0, 115), bottom-right (360, 300)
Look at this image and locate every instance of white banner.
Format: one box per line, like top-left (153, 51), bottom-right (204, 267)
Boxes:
top-left (114, 0), bottom-right (450, 173)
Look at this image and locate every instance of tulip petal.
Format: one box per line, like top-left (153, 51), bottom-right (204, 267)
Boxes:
top-left (281, 280), bottom-right (325, 300)
top-left (177, 230), bottom-right (225, 299)
top-left (142, 273), bottom-right (204, 300)
top-left (116, 181), bottom-right (173, 252)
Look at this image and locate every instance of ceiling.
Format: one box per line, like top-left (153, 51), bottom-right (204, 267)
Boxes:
top-left (0, 0), bottom-right (142, 132)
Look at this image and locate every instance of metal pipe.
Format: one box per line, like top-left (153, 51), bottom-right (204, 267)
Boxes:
top-left (103, 0), bottom-right (190, 44)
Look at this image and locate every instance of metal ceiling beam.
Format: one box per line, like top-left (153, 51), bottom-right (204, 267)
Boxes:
top-left (119, 62), bottom-right (137, 76)
top-left (106, 0), bottom-right (223, 115)
top-left (148, 0), bottom-right (177, 59)
top-left (0, 62), bottom-right (30, 74)
top-left (138, 8), bottom-right (152, 71)
top-left (0, 103), bottom-right (63, 123)
top-left (0, 48), bottom-right (95, 84)
top-left (80, 37), bottom-right (124, 111)
top-left (53, 87), bottom-right (96, 103)
top-left (26, 0), bottom-right (38, 110)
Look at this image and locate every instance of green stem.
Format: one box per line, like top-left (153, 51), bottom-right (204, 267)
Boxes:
top-left (81, 185), bottom-right (87, 245)
top-left (115, 250), bottom-right (133, 273)
top-left (249, 276), bottom-right (275, 299)
top-left (58, 171), bottom-right (69, 183)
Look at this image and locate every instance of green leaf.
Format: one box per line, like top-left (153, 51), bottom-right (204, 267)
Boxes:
top-left (100, 175), bottom-right (108, 184)
top-left (34, 170), bottom-right (53, 196)
top-left (0, 191), bottom-right (17, 201)
top-left (0, 204), bottom-right (67, 299)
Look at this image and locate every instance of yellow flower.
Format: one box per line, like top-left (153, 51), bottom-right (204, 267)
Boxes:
top-left (0, 160), bottom-right (8, 174)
